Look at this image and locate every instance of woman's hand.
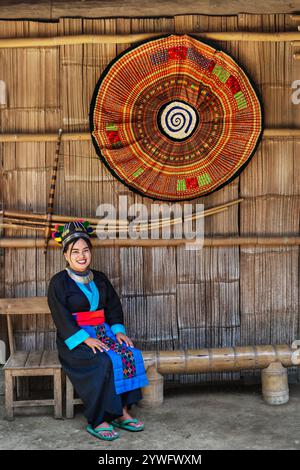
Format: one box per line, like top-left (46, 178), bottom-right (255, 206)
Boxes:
top-left (83, 337), bottom-right (110, 354)
top-left (116, 332), bottom-right (134, 348)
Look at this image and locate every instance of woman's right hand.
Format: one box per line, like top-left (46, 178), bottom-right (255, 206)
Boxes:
top-left (83, 337), bottom-right (110, 354)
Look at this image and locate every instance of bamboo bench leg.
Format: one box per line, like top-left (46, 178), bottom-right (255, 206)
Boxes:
top-left (139, 365), bottom-right (164, 408)
top-left (5, 370), bottom-right (14, 421)
top-left (261, 361), bottom-right (289, 405)
top-left (53, 369), bottom-right (62, 419)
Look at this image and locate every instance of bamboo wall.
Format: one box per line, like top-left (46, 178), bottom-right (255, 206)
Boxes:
top-left (0, 13), bottom-right (299, 384)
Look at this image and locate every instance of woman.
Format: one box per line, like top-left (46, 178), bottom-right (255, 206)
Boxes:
top-left (47, 220), bottom-right (148, 441)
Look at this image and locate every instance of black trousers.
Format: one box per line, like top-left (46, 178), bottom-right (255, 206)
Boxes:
top-left (57, 339), bottom-right (143, 428)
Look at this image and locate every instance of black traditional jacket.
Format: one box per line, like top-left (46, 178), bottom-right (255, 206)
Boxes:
top-left (47, 269), bottom-right (124, 349)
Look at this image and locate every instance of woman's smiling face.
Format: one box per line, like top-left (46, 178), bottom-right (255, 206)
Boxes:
top-left (64, 238), bottom-right (92, 272)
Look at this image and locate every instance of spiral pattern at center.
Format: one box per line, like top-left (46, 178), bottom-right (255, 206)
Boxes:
top-left (158, 101), bottom-right (199, 141)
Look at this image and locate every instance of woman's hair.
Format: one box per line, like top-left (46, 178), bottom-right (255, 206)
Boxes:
top-left (63, 237), bottom-right (92, 265)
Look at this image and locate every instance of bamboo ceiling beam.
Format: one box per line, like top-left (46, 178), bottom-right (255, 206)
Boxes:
top-left (0, 237), bottom-right (300, 249)
top-left (1, 32), bottom-right (300, 49)
top-left (1, 129), bottom-right (300, 143)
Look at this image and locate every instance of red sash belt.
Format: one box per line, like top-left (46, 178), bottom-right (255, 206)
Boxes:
top-left (72, 309), bottom-right (105, 326)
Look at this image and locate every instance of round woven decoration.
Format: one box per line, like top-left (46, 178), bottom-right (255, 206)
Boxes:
top-left (90, 34), bottom-right (263, 201)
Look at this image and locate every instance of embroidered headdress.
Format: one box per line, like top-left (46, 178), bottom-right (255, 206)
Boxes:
top-left (52, 220), bottom-right (93, 250)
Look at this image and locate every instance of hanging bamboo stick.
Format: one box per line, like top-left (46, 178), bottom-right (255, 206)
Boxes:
top-left (1, 198), bottom-right (242, 233)
top-left (1, 236), bottom-right (300, 249)
top-left (2, 201), bottom-right (236, 227)
top-left (1, 32), bottom-right (300, 49)
top-left (43, 129), bottom-right (63, 254)
top-left (0, 129), bottom-right (300, 143)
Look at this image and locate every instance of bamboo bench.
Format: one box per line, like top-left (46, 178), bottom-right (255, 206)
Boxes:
top-left (0, 297), bottom-right (62, 420)
top-left (1, 296), bottom-right (300, 419)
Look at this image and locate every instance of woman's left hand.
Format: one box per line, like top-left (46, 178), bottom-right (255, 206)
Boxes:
top-left (116, 332), bottom-right (134, 348)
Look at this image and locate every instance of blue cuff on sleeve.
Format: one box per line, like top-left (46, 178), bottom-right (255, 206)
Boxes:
top-left (111, 324), bottom-right (126, 336)
top-left (65, 329), bottom-right (90, 350)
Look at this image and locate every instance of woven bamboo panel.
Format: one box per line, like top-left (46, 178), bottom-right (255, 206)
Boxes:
top-left (240, 140), bottom-right (300, 197)
top-left (237, 14), bottom-right (294, 128)
top-left (0, 20), bottom-right (61, 358)
top-left (122, 293), bottom-right (178, 350)
top-left (64, 141), bottom-right (113, 182)
top-left (240, 247), bottom-right (298, 316)
top-left (177, 281), bottom-right (240, 329)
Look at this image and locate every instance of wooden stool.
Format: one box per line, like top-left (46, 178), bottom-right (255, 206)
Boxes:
top-left (4, 350), bottom-right (62, 420)
top-left (0, 297), bottom-right (63, 420)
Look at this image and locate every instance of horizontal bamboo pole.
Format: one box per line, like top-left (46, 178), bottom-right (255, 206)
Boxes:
top-left (263, 129), bottom-right (300, 137)
top-left (1, 129), bottom-right (300, 143)
top-left (1, 32), bottom-right (300, 49)
top-left (0, 236), bottom-right (300, 248)
top-left (142, 344), bottom-right (300, 373)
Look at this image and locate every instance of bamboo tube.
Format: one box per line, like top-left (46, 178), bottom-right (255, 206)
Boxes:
top-left (1, 236), bottom-right (300, 249)
top-left (142, 344), bottom-right (300, 375)
top-left (1, 32), bottom-right (300, 49)
top-left (1, 129), bottom-right (300, 142)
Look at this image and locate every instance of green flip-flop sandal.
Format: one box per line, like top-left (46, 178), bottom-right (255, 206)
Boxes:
top-left (111, 418), bottom-right (144, 432)
top-left (86, 424), bottom-right (120, 441)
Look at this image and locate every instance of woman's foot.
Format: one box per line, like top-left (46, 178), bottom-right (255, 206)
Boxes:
top-left (112, 407), bottom-right (144, 431)
top-left (115, 414), bottom-right (143, 429)
top-left (94, 421), bottom-right (119, 438)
